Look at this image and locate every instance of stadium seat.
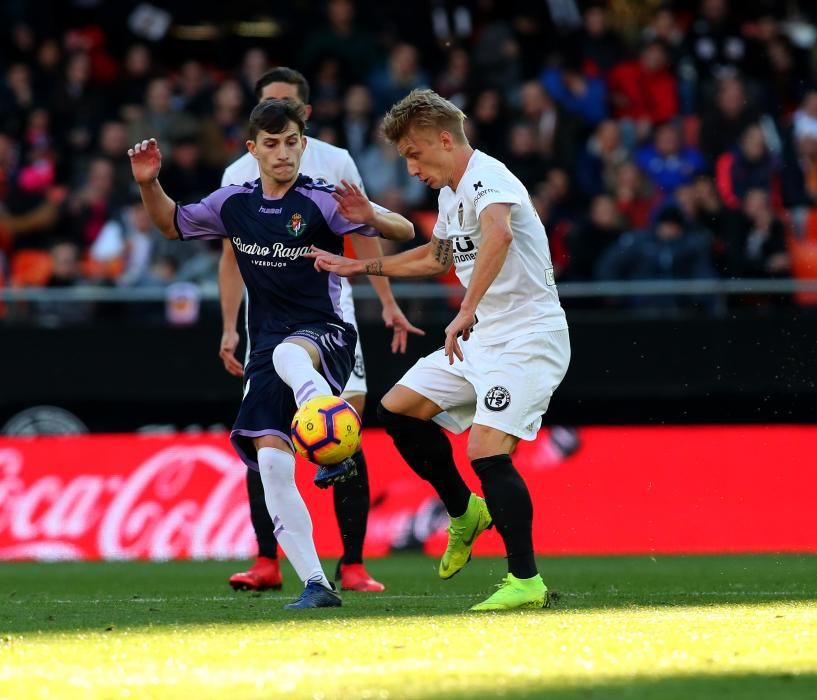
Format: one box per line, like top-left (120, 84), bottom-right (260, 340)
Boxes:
top-left (9, 250), bottom-right (53, 287)
top-left (81, 255), bottom-right (124, 281)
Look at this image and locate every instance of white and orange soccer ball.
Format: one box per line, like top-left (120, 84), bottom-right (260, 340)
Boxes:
top-left (291, 395), bottom-right (362, 465)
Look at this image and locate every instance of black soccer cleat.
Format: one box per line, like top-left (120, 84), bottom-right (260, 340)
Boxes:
top-left (314, 457), bottom-right (358, 489)
top-left (283, 580), bottom-right (342, 609)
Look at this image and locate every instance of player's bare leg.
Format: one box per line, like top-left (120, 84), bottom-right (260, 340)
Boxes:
top-left (379, 386), bottom-right (490, 580)
top-left (467, 424), bottom-right (547, 611)
top-left (331, 391), bottom-right (385, 592)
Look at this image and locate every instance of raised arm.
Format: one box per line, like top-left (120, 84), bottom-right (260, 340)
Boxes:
top-left (128, 138), bottom-right (177, 239)
top-left (218, 240), bottom-right (246, 376)
top-left (309, 234), bottom-right (453, 278)
top-left (333, 180), bottom-right (414, 242)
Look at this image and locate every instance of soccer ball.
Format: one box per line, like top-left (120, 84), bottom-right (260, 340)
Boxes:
top-left (291, 395), bottom-right (362, 465)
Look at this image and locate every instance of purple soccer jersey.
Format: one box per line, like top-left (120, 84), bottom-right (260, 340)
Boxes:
top-left (175, 175), bottom-right (377, 352)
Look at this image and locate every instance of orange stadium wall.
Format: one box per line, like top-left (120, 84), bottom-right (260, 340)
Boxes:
top-left (0, 426), bottom-right (815, 560)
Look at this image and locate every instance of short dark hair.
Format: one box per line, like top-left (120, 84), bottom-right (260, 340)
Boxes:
top-left (248, 99), bottom-right (306, 140)
top-left (254, 67), bottom-right (310, 103)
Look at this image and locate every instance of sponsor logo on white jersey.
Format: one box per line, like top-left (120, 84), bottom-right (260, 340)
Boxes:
top-left (473, 180), bottom-right (500, 204)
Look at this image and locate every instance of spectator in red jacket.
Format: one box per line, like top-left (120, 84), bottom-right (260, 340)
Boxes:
top-left (608, 40), bottom-right (679, 135)
top-left (612, 161), bottom-right (659, 231)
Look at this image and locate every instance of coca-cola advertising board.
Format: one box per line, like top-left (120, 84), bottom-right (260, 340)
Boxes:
top-left (1, 426), bottom-right (815, 561)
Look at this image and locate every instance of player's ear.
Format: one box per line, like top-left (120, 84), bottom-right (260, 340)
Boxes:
top-left (246, 139), bottom-right (258, 159)
top-left (301, 135), bottom-right (307, 152)
top-left (303, 103), bottom-right (313, 121)
top-left (439, 130), bottom-right (453, 151)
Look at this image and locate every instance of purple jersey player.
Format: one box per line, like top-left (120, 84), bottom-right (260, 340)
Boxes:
top-left (128, 99), bottom-right (414, 609)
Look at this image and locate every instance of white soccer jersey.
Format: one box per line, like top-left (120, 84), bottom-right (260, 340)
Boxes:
top-left (222, 137), bottom-right (369, 395)
top-left (433, 149), bottom-right (568, 345)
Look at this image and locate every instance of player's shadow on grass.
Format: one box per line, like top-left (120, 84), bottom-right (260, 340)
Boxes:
top-left (2, 554), bottom-right (817, 634)
top-left (435, 673), bottom-right (817, 700)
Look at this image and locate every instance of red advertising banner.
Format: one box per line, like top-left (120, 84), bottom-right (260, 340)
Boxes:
top-left (0, 426), bottom-right (815, 561)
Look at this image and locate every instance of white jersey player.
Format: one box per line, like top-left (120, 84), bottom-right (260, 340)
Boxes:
top-left (220, 68), bottom-right (422, 595)
top-left (427, 147), bottom-right (568, 439)
top-left (309, 89), bottom-right (570, 612)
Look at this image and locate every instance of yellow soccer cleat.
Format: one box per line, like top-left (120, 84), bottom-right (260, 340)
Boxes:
top-left (469, 573), bottom-right (549, 612)
top-left (438, 493), bottom-right (493, 580)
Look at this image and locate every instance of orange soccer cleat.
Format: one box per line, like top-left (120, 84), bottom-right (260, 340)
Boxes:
top-left (337, 563), bottom-right (385, 592)
top-left (229, 556), bottom-right (283, 591)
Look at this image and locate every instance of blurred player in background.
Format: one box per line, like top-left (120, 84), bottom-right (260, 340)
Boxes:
top-left (219, 68), bottom-right (423, 594)
top-left (310, 89), bottom-right (570, 611)
top-left (128, 99), bottom-right (416, 607)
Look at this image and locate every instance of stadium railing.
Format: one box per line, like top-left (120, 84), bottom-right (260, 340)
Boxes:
top-left (2, 278), bottom-right (817, 303)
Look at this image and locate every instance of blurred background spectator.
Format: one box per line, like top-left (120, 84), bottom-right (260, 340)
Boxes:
top-left (595, 204), bottom-right (719, 312)
top-left (0, 0), bottom-right (816, 316)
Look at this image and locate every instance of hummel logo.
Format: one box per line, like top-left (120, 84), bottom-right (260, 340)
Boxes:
top-left (473, 181), bottom-right (483, 190)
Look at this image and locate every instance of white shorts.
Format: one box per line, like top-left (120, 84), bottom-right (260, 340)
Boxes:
top-left (339, 277), bottom-right (367, 397)
top-left (398, 329), bottom-right (570, 441)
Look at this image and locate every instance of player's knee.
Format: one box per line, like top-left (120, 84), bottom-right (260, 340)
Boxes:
top-left (344, 392), bottom-right (366, 416)
top-left (467, 440), bottom-right (506, 463)
top-left (378, 402), bottom-right (449, 481)
top-left (379, 387), bottom-right (402, 415)
top-left (467, 429), bottom-right (518, 463)
top-left (377, 402), bottom-right (409, 435)
top-left (271, 342), bottom-right (293, 372)
top-left (272, 340), bottom-right (316, 373)
top-left (271, 343), bottom-right (287, 361)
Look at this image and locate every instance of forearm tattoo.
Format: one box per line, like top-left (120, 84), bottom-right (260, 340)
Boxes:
top-left (432, 237), bottom-right (454, 268)
top-left (365, 259), bottom-right (384, 276)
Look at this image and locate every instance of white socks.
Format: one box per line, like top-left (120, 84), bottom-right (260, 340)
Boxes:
top-left (272, 342), bottom-right (332, 407)
top-left (263, 341), bottom-right (332, 588)
top-left (257, 446), bottom-right (329, 588)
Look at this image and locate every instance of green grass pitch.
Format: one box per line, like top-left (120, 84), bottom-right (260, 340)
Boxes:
top-left (1, 554), bottom-right (817, 699)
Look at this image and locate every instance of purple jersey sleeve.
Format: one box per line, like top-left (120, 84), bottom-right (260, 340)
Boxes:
top-left (297, 185), bottom-right (379, 237)
top-left (174, 185), bottom-right (251, 240)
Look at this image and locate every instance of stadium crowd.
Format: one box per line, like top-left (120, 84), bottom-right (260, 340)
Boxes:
top-left (1, 0), bottom-right (817, 312)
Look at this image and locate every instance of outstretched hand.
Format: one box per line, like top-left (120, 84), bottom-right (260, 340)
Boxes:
top-left (383, 303), bottom-right (425, 354)
top-left (444, 308), bottom-right (476, 365)
top-left (333, 179), bottom-right (374, 225)
top-left (128, 138), bottom-right (162, 184)
top-left (306, 246), bottom-right (365, 277)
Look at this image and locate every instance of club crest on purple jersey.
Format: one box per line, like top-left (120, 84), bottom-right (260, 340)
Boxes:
top-left (287, 212), bottom-right (306, 237)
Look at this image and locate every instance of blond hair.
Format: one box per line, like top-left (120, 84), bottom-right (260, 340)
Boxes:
top-left (382, 89), bottom-right (467, 143)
